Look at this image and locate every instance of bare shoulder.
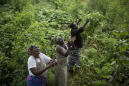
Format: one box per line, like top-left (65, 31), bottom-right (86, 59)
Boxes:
top-left (56, 45), bottom-right (64, 52)
top-left (56, 45), bottom-right (61, 51)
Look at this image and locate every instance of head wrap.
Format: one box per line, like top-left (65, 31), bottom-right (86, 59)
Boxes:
top-left (52, 35), bottom-right (63, 44)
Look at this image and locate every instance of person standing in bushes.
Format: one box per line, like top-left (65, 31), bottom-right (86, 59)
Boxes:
top-left (68, 19), bottom-right (89, 73)
top-left (26, 45), bottom-right (57, 86)
top-left (54, 36), bottom-right (70, 86)
top-left (67, 19), bottom-right (89, 86)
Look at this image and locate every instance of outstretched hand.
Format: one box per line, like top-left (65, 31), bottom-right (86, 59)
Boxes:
top-left (48, 60), bottom-right (57, 68)
top-left (78, 19), bottom-right (82, 22)
top-left (86, 19), bottom-right (90, 24)
top-left (67, 41), bottom-right (73, 50)
top-left (77, 18), bottom-right (82, 24)
top-left (82, 19), bottom-right (90, 28)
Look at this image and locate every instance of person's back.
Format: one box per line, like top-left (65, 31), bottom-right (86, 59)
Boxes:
top-left (68, 19), bottom-right (89, 72)
top-left (71, 27), bottom-right (83, 48)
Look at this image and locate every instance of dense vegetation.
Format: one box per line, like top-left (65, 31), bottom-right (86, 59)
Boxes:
top-left (0, 0), bottom-right (129, 86)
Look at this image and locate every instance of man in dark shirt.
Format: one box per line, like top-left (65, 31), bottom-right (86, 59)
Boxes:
top-left (67, 19), bottom-right (89, 73)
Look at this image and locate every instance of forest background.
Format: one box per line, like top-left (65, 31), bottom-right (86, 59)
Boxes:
top-left (0, 0), bottom-right (129, 86)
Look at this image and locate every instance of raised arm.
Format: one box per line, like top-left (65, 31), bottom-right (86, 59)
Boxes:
top-left (81, 19), bottom-right (89, 29)
top-left (76, 19), bottom-right (82, 25)
top-left (56, 45), bottom-right (69, 57)
top-left (71, 19), bottom-right (89, 35)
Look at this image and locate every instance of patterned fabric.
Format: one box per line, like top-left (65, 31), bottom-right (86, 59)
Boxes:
top-left (27, 75), bottom-right (47, 86)
top-left (67, 47), bottom-right (81, 72)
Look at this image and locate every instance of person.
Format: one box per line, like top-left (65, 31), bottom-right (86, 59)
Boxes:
top-left (54, 36), bottom-right (70, 86)
top-left (26, 45), bottom-right (56, 86)
top-left (68, 19), bottom-right (89, 73)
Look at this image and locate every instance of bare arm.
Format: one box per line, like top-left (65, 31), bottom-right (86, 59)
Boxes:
top-left (30, 61), bottom-right (56, 76)
top-left (71, 19), bottom-right (89, 35)
top-left (81, 19), bottom-right (89, 29)
top-left (76, 19), bottom-right (82, 25)
top-left (56, 45), bottom-right (69, 57)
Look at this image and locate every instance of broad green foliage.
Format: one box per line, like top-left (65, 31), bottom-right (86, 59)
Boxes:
top-left (35, 8), bottom-right (74, 29)
top-left (82, 12), bottom-right (104, 39)
top-left (0, 0), bottom-right (9, 5)
top-left (0, 1), bottom-right (73, 85)
top-left (0, 0), bottom-right (129, 86)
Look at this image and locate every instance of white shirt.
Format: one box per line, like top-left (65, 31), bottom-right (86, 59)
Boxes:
top-left (27, 52), bottom-right (51, 76)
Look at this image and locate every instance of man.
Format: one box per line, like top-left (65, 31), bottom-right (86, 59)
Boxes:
top-left (68, 19), bottom-right (89, 73)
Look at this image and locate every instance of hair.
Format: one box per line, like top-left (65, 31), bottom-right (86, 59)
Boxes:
top-left (27, 45), bottom-right (39, 55)
top-left (56, 36), bottom-right (63, 44)
top-left (69, 22), bottom-right (74, 29)
top-left (69, 22), bottom-right (77, 29)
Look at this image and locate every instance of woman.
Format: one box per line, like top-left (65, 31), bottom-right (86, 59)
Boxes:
top-left (55, 36), bottom-right (69, 86)
top-left (26, 45), bottom-right (56, 86)
top-left (68, 19), bottom-right (89, 72)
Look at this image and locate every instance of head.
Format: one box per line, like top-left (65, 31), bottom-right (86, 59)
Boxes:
top-left (56, 36), bottom-right (64, 45)
top-left (69, 22), bottom-right (78, 29)
top-left (27, 45), bottom-right (40, 58)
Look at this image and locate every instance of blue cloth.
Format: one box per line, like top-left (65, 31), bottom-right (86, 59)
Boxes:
top-left (26, 75), bottom-right (47, 86)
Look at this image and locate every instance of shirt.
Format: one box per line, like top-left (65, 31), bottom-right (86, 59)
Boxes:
top-left (27, 52), bottom-right (51, 76)
top-left (71, 27), bottom-right (84, 48)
